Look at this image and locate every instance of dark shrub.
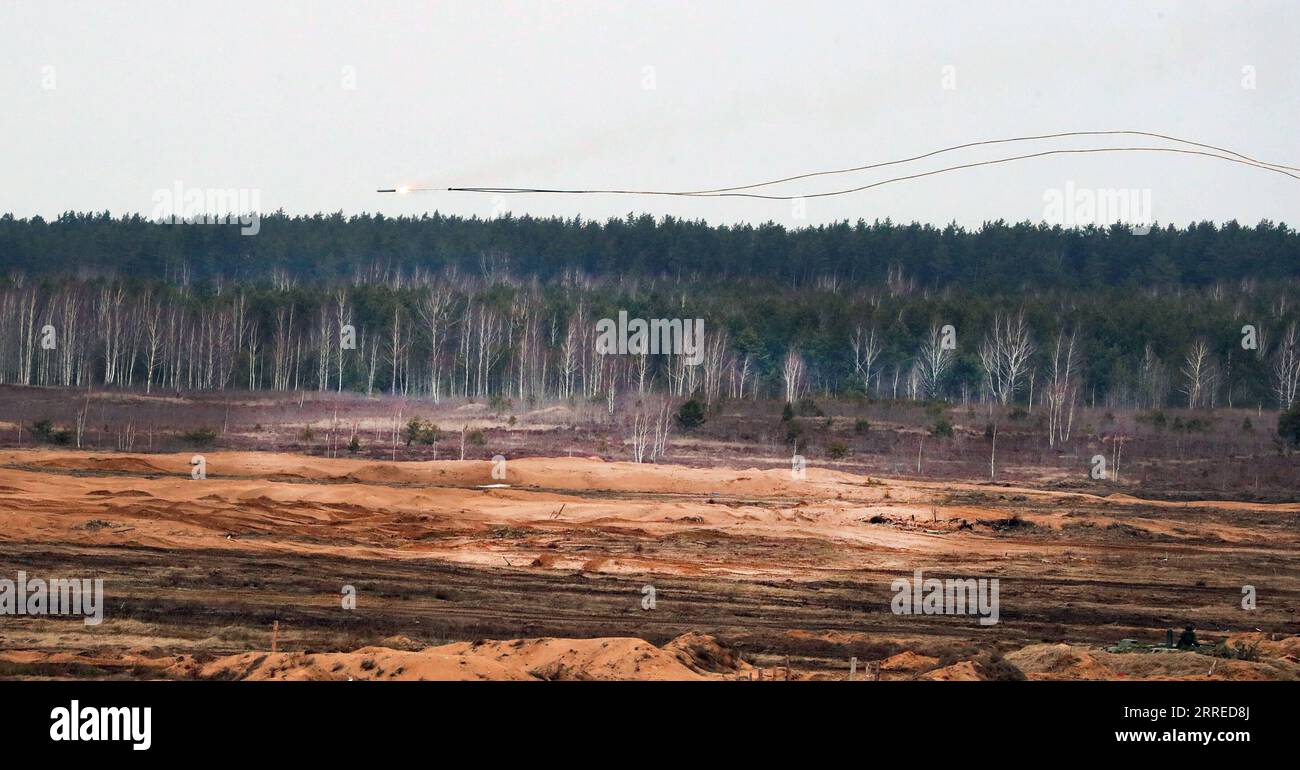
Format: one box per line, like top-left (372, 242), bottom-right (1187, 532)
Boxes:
top-left (676, 399), bottom-right (706, 430)
top-left (977, 651), bottom-right (1026, 681)
top-left (796, 398), bottom-right (823, 417)
top-left (404, 418), bottom-right (440, 445)
top-left (31, 419), bottom-right (55, 442)
top-left (182, 427), bottom-right (218, 447)
top-left (1279, 405), bottom-right (1300, 448)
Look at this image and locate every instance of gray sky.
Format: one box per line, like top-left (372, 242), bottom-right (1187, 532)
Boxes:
top-left (2, 0), bottom-right (1296, 228)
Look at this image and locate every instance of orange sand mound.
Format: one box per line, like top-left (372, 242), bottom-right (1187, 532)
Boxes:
top-left (1007, 642), bottom-right (1300, 681)
top-left (664, 631), bottom-right (754, 675)
top-left (37, 455), bottom-right (170, 475)
top-left (1004, 644), bottom-right (1117, 680)
top-left (183, 633), bottom-right (747, 681)
top-left (918, 660), bottom-right (983, 680)
top-left (879, 651), bottom-right (941, 672)
top-left (3, 448), bottom-right (1298, 684)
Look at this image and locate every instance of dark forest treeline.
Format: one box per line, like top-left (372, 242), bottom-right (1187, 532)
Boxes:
top-left (0, 212), bottom-right (1297, 417)
top-left (1, 211), bottom-right (1298, 290)
top-left (0, 271), bottom-right (1297, 416)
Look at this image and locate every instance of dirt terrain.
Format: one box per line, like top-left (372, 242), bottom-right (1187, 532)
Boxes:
top-left (0, 444), bottom-right (1289, 681)
top-left (1, 448), bottom-right (1297, 680)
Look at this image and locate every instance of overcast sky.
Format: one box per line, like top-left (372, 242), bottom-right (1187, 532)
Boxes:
top-left (2, 0), bottom-right (1296, 228)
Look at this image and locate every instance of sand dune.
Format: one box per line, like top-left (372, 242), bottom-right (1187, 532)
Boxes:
top-left (3, 449), bottom-right (1296, 574)
top-left (1, 448), bottom-right (1297, 681)
top-left (185, 636), bottom-right (717, 681)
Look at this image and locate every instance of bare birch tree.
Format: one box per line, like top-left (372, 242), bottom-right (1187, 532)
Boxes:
top-left (1272, 322), bottom-right (1300, 409)
top-left (1044, 329), bottom-right (1078, 446)
top-left (1180, 338), bottom-right (1216, 409)
top-left (851, 324), bottom-right (881, 396)
top-left (782, 349), bottom-right (806, 404)
top-left (916, 322), bottom-right (954, 400)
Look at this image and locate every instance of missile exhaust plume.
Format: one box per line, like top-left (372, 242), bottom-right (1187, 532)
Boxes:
top-left (377, 129), bottom-right (1300, 200)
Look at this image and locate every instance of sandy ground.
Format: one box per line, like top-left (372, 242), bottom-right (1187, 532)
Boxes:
top-left (0, 449), bottom-right (1296, 680)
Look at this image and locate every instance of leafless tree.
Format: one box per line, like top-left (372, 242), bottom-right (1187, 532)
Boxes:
top-left (334, 289), bottom-right (351, 393)
top-left (363, 330), bottom-right (380, 396)
top-left (316, 305), bottom-right (332, 391)
top-left (851, 324), bottom-right (881, 396)
top-left (96, 285), bottom-right (127, 386)
top-left (1272, 322), bottom-right (1300, 409)
top-left (701, 329), bottom-right (729, 406)
top-left (1138, 342), bottom-right (1167, 409)
top-left (916, 322), bottom-right (954, 400)
top-left (629, 403), bottom-right (651, 463)
top-left (416, 285), bottom-right (453, 401)
top-left (782, 349), bottom-right (806, 404)
top-left (559, 311), bottom-right (581, 399)
top-left (1180, 338), bottom-right (1217, 409)
top-left (1044, 329), bottom-right (1078, 446)
top-left (270, 305), bottom-right (295, 391)
top-left (651, 397), bottom-right (673, 462)
top-left (979, 311), bottom-right (1036, 407)
top-left (387, 304), bottom-right (406, 396)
